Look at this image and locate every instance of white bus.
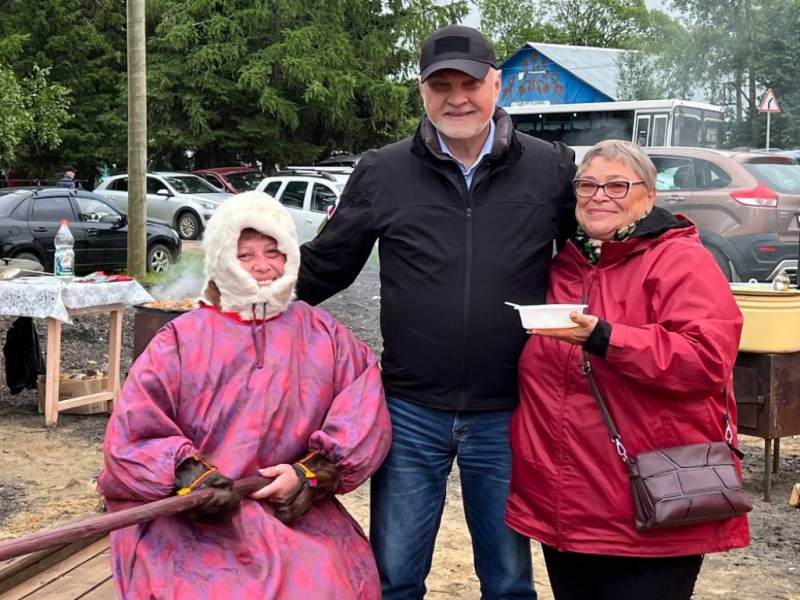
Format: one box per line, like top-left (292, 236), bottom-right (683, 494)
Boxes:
top-left (505, 99), bottom-right (724, 151)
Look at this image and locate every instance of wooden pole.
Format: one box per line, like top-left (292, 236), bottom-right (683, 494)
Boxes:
top-left (0, 475), bottom-right (271, 562)
top-left (127, 0), bottom-right (147, 277)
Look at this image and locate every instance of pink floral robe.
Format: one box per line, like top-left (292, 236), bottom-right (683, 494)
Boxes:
top-left (96, 301), bottom-right (390, 599)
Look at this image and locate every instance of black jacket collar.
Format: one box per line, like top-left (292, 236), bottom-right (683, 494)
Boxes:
top-left (631, 205), bottom-right (692, 239)
top-left (410, 107), bottom-right (523, 166)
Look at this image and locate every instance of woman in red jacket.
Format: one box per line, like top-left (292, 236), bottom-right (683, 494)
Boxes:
top-left (507, 140), bottom-right (750, 600)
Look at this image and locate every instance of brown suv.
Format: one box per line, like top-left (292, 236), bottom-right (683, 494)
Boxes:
top-left (645, 147), bottom-right (800, 281)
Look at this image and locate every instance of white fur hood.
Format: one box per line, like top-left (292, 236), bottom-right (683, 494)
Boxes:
top-left (201, 191), bottom-right (299, 321)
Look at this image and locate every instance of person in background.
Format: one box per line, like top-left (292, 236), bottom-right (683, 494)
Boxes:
top-left (96, 191), bottom-right (391, 599)
top-left (296, 24), bottom-right (576, 600)
top-left (508, 140), bottom-right (750, 600)
top-left (55, 165), bottom-right (76, 188)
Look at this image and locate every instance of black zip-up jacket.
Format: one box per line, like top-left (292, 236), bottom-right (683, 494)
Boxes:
top-left (297, 108), bottom-right (577, 411)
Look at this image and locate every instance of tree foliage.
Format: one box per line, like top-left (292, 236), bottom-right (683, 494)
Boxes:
top-left (11, 0), bottom-right (800, 166)
top-left (543, 0), bottom-right (652, 48)
top-left (0, 0), bottom-right (128, 183)
top-left (756, 0), bottom-right (800, 148)
top-left (145, 0), bottom-right (467, 170)
top-left (623, 0), bottom-right (797, 147)
top-left (0, 34), bottom-right (71, 173)
top-left (473, 0), bottom-right (655, 60)
top-left (615, 12), bottom-right (694, 101)
top-left (0, 0), bottom-right (468, 178)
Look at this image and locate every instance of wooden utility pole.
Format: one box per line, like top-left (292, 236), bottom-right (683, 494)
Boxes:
top-left (127, 0), bottom-right (147, 277)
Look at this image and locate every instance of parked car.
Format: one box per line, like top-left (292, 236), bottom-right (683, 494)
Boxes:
top-left (281, 166), bottom-right (352, 186)
top-left (94, 172), bottom-right (232, 240)
top-left (254, 172), bottom-right (343, 243)
top-left (645, 147), bottom-right (800, 282)
top-left (774, 149), bottom-right (800, 162)
top-left (0, 187), bottom-right (181, 274)
top-left (316, 153), bottom-right (364, 168)
top-left (191, 166), bottom-right (265, 194)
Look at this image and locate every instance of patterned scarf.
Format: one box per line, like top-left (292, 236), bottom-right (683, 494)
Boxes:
top-left (573, 214), bottom-right (649, 265)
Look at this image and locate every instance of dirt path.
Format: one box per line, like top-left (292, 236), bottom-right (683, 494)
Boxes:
top-left (0, 261), bottom-right (798, 598)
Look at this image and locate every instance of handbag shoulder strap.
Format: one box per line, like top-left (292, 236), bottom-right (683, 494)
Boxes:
top-left (581, 350), bottom-right (736, 463)
top-left (581, 350), bottom-right (629, 462)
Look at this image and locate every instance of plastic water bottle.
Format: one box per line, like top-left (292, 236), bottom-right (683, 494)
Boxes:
top-left (54, 219), bottom-right (75, 278)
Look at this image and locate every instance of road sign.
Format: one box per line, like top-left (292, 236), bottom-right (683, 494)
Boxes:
top-left (759, 88), bottom-right (781, 113)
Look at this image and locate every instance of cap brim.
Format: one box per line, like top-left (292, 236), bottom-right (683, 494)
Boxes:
top-left (420, 59), bottom-right (492, 82)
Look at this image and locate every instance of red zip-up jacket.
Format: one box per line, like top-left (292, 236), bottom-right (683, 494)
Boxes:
top-left (507, 211), bottom-right (750, 557)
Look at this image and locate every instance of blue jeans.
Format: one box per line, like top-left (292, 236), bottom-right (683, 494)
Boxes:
top-left (370, 397), bottom-right (535, 600)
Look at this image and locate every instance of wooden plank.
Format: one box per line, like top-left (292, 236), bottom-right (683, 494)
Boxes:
top-left (55, 392), bottom-right (114, 412)
top-left (44, 318), bottom-right (62, 428)
top-left (105, 309), bottom-right (122, 410)
top-left (65, 305), bottom-right (125, 318)
top-left (77, 578), bottom-right (116, 600)
top-left (0, 538), bottom-right (109, 600)
top-left (22, 551), bottom-right (110, 600)
top-left (0, 536), bottom-right (103, 596)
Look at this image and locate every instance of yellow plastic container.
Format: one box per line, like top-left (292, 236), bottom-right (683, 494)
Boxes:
top-left (731, 286), bottom-right (800, 353)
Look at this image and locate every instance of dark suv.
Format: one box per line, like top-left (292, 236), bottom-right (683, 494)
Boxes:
top-left (645, 147), bottom-right (800, 282)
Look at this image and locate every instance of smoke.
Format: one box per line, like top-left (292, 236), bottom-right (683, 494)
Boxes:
top-left (150, 252), bottom-right (205, 300)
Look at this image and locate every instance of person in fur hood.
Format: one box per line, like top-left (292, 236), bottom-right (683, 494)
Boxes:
top-left (97, 191), bottom-right (391, 600)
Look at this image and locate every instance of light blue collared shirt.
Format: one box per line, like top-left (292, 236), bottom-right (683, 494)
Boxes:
top-left (437, 119), bottom-right (495, 189)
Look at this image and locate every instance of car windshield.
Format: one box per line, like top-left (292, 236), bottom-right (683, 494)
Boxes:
top-left (164, 175), bottom-right (221, 194)
top-left (226, 171), bottom-right (264, 191)
top-left (742, 159), bottom-right (800, 194)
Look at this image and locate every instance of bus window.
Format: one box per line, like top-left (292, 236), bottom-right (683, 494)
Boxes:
top-left (652, 114), bottom-right (669, 146)
top-left (636, 115), bottom-right (651, 146)
top-left (541, 114), bottom-right (570, 144)
top-left (513, 114), bottom-right (541, 136)
top-left (507, 101), bottom-right (723, 149)
top-left (674, 107), bottom-right (704, 147)
top-left (702, 113), bottom-right (722, 148)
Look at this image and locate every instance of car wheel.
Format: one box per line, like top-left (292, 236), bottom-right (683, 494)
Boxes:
top-left (706, 245), bottom-right (734, 281)
top-left (176, 212), bottom-right (201, 240)
top-left (12, 251), bottom-right (44, 270)
top-left (147, 244), bottom-right (173, 273)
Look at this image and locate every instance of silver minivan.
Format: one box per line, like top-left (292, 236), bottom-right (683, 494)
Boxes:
top-left (94, 172), bottom-right (232, 240)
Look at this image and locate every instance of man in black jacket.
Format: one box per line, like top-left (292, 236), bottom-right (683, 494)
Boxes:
top-left (297, 25), bottom-right (576, 600)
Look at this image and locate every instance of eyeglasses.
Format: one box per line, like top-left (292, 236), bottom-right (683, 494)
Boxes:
top-left (573, 179), bottom-right (645, 199)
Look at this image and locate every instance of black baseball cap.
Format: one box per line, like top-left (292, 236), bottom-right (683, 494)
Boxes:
top-left (419, 25), bottom-right (497, 82)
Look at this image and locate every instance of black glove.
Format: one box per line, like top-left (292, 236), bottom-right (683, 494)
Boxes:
top-left (175, 456), bottom-right (241, 525)
top-left (275, 452), bottom-right (339, 524)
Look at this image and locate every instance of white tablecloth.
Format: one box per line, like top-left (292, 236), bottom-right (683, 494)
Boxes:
top-left (0, 278), bottom-right (154, 323)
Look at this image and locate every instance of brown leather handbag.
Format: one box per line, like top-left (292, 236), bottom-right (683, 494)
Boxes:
top-left (582, 352), bottom-right (753, 531)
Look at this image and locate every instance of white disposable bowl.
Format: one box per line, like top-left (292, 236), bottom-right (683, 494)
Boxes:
top-left (511, 304), bottom-right (588, 329)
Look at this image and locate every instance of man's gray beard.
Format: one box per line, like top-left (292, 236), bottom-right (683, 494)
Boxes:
top-left (431, 117), bottom-right (492, 141)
